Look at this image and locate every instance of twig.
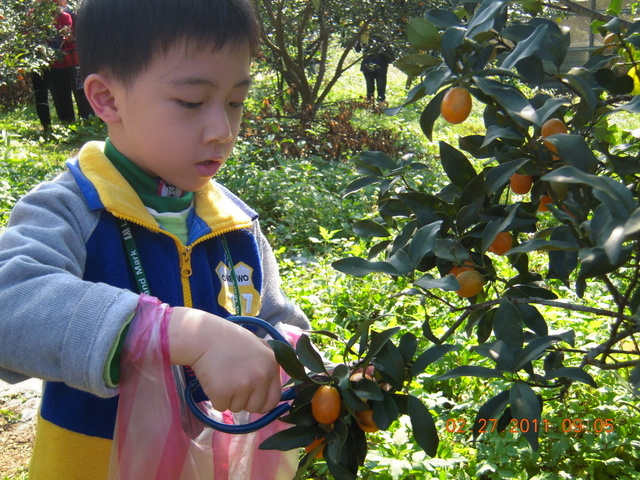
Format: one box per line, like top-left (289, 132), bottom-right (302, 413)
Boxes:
top-left (586, 359), bottom-right (640, 370)
top-left (450, 296), bottom-right (636, 323)
top-left (439, 310), bottom-right (471, 344)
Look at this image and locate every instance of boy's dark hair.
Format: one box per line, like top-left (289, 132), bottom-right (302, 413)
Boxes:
top-left (75, 0), bottom-right (260, 84)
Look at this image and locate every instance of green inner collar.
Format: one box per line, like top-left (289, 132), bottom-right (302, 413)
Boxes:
top-left (104, 139), bottom-right (194, 213)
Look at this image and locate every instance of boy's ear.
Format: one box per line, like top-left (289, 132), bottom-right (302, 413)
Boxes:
top-left (84, 73), bottom-right (121, 124)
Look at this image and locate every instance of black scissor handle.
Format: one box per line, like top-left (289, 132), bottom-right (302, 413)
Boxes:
top-left (184, 316), bottom-right (296, 434)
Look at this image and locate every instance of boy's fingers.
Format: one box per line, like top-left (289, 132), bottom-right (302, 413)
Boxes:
top-left (208, 389), bottom-right (233, 413)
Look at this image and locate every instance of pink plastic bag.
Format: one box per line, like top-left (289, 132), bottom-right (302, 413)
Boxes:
top-left (108, 295), bottom-right (300, 480)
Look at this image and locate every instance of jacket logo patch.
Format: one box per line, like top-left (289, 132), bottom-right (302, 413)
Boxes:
top-left (216, 261), bottom-right (261, 316)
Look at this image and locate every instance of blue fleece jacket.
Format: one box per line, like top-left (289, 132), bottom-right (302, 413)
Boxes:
top-left (0, 141), bottom-right (308, 478)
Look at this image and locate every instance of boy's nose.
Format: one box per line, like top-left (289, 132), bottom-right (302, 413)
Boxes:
top-left (203, 107), bottom-right (233, 144)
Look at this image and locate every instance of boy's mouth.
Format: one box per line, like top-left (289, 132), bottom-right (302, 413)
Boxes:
top-left (196, 159), bottom-right (222, 177)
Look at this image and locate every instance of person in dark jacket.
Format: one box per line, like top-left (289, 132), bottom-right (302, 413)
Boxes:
top-left (355, 31), bottom-right (394, 103)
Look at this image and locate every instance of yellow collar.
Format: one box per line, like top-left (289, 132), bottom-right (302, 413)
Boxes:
top-left (77, 141), bottom-right (253, 235)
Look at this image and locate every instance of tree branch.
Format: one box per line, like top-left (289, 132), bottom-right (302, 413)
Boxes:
top-left (451, 296), bottom-right (637, 324)
top-left (545, 0), bottom-right (632, 29)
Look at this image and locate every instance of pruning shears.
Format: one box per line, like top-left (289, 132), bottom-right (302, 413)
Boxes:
top-left (184, 315), bottom-right (297, 434)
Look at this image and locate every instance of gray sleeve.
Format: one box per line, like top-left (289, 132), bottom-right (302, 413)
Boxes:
top-left (0, 172), bottom-right (139, 398)
top-left (251, 222), bottom-right (310, 330)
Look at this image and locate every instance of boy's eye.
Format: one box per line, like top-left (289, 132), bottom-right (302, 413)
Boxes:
top-left (178, 100), bottom-right (203, 109)
top-left (229, 101), bottom-right (245, 109)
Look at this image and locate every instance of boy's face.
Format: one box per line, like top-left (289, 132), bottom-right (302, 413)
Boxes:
top-left (106, 43), bottom-right (251, 192)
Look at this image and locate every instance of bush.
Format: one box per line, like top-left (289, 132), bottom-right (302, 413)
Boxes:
top-left (290, 0), bottom-right (640, 478)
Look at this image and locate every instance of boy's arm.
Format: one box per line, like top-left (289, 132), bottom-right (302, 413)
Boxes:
top-left (251, 221), bottom-right (309, 330)
top-left (0, 174), bottom-right (139, 397)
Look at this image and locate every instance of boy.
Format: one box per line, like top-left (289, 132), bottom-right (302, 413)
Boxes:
top-left (0, 0), bottom-right (309, 478)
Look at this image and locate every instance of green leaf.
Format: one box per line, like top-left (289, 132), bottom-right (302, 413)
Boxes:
top-left (547, 135), bottom-right (599, 174)
top-left (614, 94), bottom-right (640, 114)
top-left (557, 70), bottom-right (598, 126)
top-left (425, 8), bottom-right (462, 28)
top-left (387, 249), bottom-right (414, 275)
top-left (547, 225), bottom-right (579, 282)
top-left (296, 334), bottom-right (327, 375)
top-left (398, 332), bottom-right (418, 364)
top-left (515, 56), bottom-right (544, 85)
top-left (343, 176), bottom-right (380, 196)
top-left (439, 141), bottom-right (477, 190)
top-left (341, 384), bottom-right (370, 412)
top-left (406, 17), bottom-right (441, 50)
top-left (352, 378), bottom-right (384, 402)
top-left (459, 173), bottom-right (488, 213)
top-left (394, 53), bottom-right (442, 77)
top-left (331, 257), bottom-right (399, 277)
top-left (410, 344), bottom-right (460, 376)
top-left (481, 125), bottom-right (524, 149)
top-left (352, 219), bottom-right (390, 238)
top-left (508, 238), bottom-right (579, 254)
top-left (494, 299), bottom-right (523, 353)
top-left (268, 340), bottom-right (312, 382)
top-left (432, 238), bottom-right (471, 264)
top-left (407, 394), bottom-right (439, 457)
top-left (594, 68), bottom-right (634, 94)
top-left (414, 273), bottom-right (460, 292)
top-left (420, 89), bottom-right (447, 141)
top-left (546, 367), bottom-right (597, 388)
top-left (372, 390), bottom-right (400, 430)
top-left (474, 340), bottom-right (517, 372)
top-left (437, 365), bottom-right (503, 381)
top-left (474, 76), bottom-right (538, 124)
top-left (502, 20), bottom-right (567, 70)
top-left (325, 420), bottom-right (352, 476)
top-left (629, 364), bottom-right (640, 395)
top-left (441, 26), bottom-right (466, 71)
top-left (579, 246), bottom-right (631, 280)
top-left (485, 158), bottom-right (530, 195)
top-left (516, 303), bottom-right (548, 337)
top-left (408, 222), bottom-right (443, 265)
top-left (513, 335), bottom-right (561, 371)
top-left (358, 151), bottom-right (397, 172)
top-left (259, 424), bottom-right (325, 451)
top-left (344, 319), bottom-right (375, 356)
top-left (465, 0), bottom-right (508, 39)
top-left (472, 390), bottom-right (510, 441)
top-left (372, 341), bottom-right (406, 388)
top-left (623, 207), bottom-right (640, 236)
top-left (364, 327), bottom-right (401, 363)
top-left (510, 382), bottom-right (542, 451)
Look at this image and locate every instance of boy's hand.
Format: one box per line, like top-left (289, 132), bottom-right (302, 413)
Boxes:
top-left (167, 307), bottom-right (282, 414)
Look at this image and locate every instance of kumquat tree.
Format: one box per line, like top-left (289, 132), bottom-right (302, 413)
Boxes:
top-left (259, 0), bottom-right (640, 478)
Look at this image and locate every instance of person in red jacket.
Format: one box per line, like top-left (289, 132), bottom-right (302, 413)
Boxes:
top-left (30, 0), bottom-right (85, 130)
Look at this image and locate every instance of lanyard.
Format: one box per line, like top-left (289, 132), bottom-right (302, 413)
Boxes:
top-left (222, 234), bottom-right (243, 315)
top-left (117, 218), bottom-right (242, 315)
top-left (118, 218), bottom-right (152, 295)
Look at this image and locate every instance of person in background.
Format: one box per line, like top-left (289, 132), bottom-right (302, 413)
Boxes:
top-left (30, 0), bottom-right (90, 130)
top-left (355, 30), bottom-right (394, 103)
top-left (65, 3), bottom-right (93, 119)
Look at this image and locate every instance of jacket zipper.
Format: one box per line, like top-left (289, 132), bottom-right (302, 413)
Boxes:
top-left (113, 212), bottom-right (248, 296)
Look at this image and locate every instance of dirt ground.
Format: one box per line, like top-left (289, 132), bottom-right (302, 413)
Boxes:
top-left (0, 379), bottom-right (40, 478)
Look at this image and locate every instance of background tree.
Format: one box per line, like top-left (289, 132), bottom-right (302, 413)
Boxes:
top-left (0, 0), bottom-right (79, 109)
top-left (336, 0), bottom-right (640, 455)
top-left (259, 0), bottom-right (640, 478)
top-left (252, 0), bottom-right (441, 119)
